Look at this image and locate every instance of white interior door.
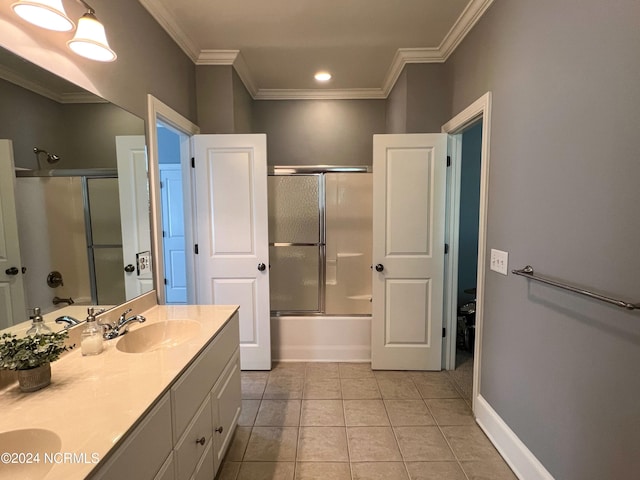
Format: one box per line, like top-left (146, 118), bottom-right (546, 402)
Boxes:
top-left (193, 134), bottom-right (271, 370)
top-left (0, 140), bottom-right (26, 329)
top-left (159, 163), bottom-right (187, 304)
top-left (116, 135), bottom-right (152, 300)
top-left (371, 134), bottom-right (447, 370)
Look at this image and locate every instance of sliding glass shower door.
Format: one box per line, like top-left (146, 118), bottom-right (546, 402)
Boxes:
top-left (268, 169), bottom-right (372, 316)
top-left (268, 174), bottom-right (323, 313)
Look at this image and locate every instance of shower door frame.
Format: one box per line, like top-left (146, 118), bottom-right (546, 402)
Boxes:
top-left (269, 165), bottom-right (371, 317)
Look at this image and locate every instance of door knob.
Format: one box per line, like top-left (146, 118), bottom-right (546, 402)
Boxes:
top-left (5, 267), bottom-right (19, 276)
top-left (375, 264), bottom-right (384, 272)
top-left (195, 436), bottom-right (206, 446)
top-left (124, 264), bottom-right (135, 273)
top-left (257, 263), bottom-right (267, 272)
top-left (215, 426), bottom-right (224, 434)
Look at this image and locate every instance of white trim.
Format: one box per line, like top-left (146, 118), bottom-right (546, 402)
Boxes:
top-left (442, 133), bottom-right (462, 369)
top-left (254, 88), bottom-right (387, 101)
top-left (0, 65), bottom-right (104, 104)
top-left (140, 0), bottom-right (495, 101)
top-left (441, 92), bottom-right (492, 416)
top-left (146, 95), bottom-right (200, 305)
top-left (438, 0), bottom-right (496, 60)
top-left (381, 48), bottom-right (444, 95)
top-left (197, 50), bottom-right (240, 65)
top-left (137, 0), bottom-right (200, 62)
top-left (476, 395), bottom-right (555, 480)
top-left (230, 52), bottom-right (258, 98)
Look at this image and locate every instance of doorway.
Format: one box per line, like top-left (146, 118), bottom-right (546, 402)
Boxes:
top-left (146, 95), bottom-right (200, 305)
top-left (157, 122), bottom-right (187, 304)
top-left (442, 92), bottom-right (492, 414)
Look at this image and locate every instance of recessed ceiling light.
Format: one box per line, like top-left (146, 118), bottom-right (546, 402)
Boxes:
top-left (314, 71), bottom-right (332, 82)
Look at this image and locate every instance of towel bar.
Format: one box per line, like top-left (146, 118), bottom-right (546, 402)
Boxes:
top-left (512, 265), bottom-right (639, 311)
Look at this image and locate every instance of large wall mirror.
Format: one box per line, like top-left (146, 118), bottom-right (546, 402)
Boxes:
top-left (0, 47), bottom-right (153, 330)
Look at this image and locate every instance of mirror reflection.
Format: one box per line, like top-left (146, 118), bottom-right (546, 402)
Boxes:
top-left (0, 47), bottom-right (153, 330)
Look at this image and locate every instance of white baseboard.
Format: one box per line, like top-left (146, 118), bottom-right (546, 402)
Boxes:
top-left (475, 395), bottom-right (554, 480)
top-left (271, 316), bottom-right (371, 362)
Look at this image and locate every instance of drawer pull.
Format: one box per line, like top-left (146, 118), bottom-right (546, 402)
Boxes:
top-left (196, 436), bottom-right (206, 446)
top-left (215, 426), bottom-right (224, 434)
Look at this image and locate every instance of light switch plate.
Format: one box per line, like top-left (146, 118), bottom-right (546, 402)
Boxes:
top-left (490, 249), bottom-right (509, 275)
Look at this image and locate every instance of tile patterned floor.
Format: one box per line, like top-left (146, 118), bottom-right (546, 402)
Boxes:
top-left (216, 363), bottom-right (516, 480)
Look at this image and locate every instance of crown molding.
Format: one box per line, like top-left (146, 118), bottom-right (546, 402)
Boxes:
top-left (254, 88), bottom-right (387, 101)
top-left (438, 0), bottom-right (495, 60)
top-left (144, 0), bottom-right (495, 100)
top-left (138, 0), bottom-right (200, 62)
top-left (232, 52), bottom-right (259, 98)
top-left (0, 65), bottom-right (104, 103)
top-left (381, 48), bottom-right (444, 96)
top-left (197, 50), bottom-right (239, 65)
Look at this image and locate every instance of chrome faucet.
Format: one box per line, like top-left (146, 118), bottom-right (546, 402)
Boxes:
top-left (55, 315), bottom-right (80, 329)
top-left (103, 308), bottom-right (146, 340)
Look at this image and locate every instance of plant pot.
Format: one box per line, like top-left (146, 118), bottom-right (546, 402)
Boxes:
top-left (17, 363), bottom-right (51, 392)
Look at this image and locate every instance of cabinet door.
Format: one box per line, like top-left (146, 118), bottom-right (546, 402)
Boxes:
top-left (91, 393), bottom-right (172, 480)
top-left (211, 349), bottom-right (241, 473)
top-left (154, 453), bottom-right (175, 480)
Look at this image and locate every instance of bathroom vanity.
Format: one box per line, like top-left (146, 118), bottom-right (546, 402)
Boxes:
top-left (0, 297), bottom-right (241, 480)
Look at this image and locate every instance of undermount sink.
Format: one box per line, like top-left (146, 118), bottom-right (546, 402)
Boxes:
top-left (116, 320), bottom-right (200, 353)
top-left (0, 428), bottom-right (61, 479)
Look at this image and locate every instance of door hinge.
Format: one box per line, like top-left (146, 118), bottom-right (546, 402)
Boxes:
top-left (447, 155), bottom-right (451, 167)
top-left (191, 157), bottom-right (195, 168)
top-left (442, 327), bottom-right (446, 338)
top-left (159, 180), bottom-right (163, 188)
top-left (444, 243), bottom-right (449, 254)
top-left (163, 278), bottom-right (167, 285)
top-left (194, 244), bottom-right (199, 254)
top-left (162, 230), bottom-right (166, 238)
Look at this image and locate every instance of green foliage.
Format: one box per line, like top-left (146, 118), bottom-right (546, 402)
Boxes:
top-left (0, 331), bottom-right (73, 371)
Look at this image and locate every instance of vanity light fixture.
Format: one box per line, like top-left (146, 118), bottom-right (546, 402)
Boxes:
top-left (314, 71), bottom-right (332, 82)
top-left (11, 0), bottom-right (74, 31)
top-left (67, 4), bottom-right (116, 62)
top-left (11, 0), bottom-right (117, 62)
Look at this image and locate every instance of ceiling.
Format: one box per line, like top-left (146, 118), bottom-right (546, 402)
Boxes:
top-left (138, 0), bottom-right (494, 100)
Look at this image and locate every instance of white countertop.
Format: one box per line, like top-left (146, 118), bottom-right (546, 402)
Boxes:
top-left (0, 303), bottom-right (239, 480)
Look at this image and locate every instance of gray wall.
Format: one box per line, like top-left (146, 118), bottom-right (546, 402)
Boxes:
top-left (196, 65), bottom-right (235, 134)
top-left (385, 63), bottom-right (451, 134)
top-left (195, 66), bottom-right (254, 134)
top-left (233, 69), bottom-right (254, 134)
top-left (0, 0), bottom-right (196, 122)
top-left (0, 78), bottom-right (144, 169)
top-left (447, 1), bottom-right (640, 478)
top-left (252, 100), bottom-right (386, 166)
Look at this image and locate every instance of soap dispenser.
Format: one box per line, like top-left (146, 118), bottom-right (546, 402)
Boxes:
top-left (81, 307), bottom-right (104, 356)
top-left (26, 307), bottom-right (52, 336)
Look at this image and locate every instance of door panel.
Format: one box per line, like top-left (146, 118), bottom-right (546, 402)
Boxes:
top-left (0, 140), bottom-right (26, 329)
top-left (212, 279), bottom-right (257, 345)
top-left (160, 164), bottom-right (187, 303)
top-left (193, 134), bottom-right (270, 370)
top-left (116, 135), bottom-right (152, 300)
top-left (372, 134), bottom-right (447, 370)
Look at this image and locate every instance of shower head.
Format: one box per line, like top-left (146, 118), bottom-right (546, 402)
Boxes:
top-left (33, 147), bottom-right (60, 169)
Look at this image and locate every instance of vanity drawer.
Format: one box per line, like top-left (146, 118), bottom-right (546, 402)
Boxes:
top-left (171, 315), bottom-right (239, 442)
top-left (91, 392), bottom-right (172, 480)
top-left (174, 395), bottom-right (213, 480)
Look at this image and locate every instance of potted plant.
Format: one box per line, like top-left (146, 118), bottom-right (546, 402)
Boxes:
top-left (0, 331), bottom-right (73, 392)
